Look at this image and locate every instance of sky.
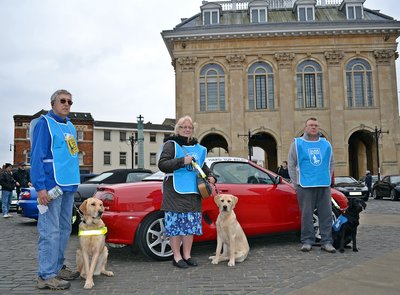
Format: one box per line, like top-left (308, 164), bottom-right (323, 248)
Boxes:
top-left (0, 0), bottom-right (399, 165)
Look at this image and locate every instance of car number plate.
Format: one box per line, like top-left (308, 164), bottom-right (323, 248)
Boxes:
top-left (349, 192), bottom-right (362, 196)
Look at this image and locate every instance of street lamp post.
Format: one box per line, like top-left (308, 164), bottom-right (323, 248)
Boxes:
top-left (374, 126), bottom-right (389, 181)
top-left (128, 134), bottom-right (137, 169)
top-left (238, 130), bottom-right (253, 161)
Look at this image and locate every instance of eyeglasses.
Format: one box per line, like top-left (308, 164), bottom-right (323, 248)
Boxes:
top-left (179, 126), bottom-right (193, 130)
top-left (60, 98), bottom-right (73, 105)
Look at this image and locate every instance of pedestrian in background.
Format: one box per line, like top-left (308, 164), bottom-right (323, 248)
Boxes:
top-left (0, 163), bottom-right (16, 218)
top-left (13, 162), bottom-right (31, 198)
top-left (158, 115), bottom-right (216, 269)
top-left (277, 160), bottom-right (290, 180)
top-left (288, 117), bottom-right (336, 253)
top-left (30, 89), bottom-right (80, 290)
top-left (365, 170), bottom-right (372, 199)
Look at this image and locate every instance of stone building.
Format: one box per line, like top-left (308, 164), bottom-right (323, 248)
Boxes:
top-left (161, 0), bottom-right (400, 178)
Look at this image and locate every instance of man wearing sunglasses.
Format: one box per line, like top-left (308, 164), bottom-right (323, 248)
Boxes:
top-left (30, 89), bottom-right (80, 290)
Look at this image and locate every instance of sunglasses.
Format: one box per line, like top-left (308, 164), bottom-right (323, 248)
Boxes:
top-left (59, 98), bottom-right (73, 105)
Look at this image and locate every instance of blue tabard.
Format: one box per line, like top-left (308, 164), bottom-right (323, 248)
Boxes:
top-left (295, 137), bottom-right (332, 188)
top-left (42, 115), bottom-right (80, 186)
top-left (332, 214), bottom-right (348, 232)
top-left (170, 141), bottom-right (207, 195)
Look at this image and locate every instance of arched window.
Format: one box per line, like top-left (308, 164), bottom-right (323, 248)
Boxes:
top-left (199, 64), bottom-right (225, 112)
top-left (248, 62), bottom-right (274, 110)
top-left (297, 60), bottom-right (323, 108)
top-left (346, 59), bottom-right (373, 107)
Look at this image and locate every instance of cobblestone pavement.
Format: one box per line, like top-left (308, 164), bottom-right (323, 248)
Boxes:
top-left (0, 198), bottom-right (399, 294)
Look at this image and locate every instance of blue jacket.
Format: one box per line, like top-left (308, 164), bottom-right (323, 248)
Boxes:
top-left (30, 110), bottom-right (79, 193)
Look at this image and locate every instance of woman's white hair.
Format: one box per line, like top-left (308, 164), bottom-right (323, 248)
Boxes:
top-left (174, 115), bottom-right (195, 135)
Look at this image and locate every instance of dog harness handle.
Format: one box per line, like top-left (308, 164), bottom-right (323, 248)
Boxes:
top-left (78, 226), bottom-right (108, 236)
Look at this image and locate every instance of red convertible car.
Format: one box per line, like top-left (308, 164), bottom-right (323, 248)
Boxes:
top-left (94, 157), bottom-right (348, 260)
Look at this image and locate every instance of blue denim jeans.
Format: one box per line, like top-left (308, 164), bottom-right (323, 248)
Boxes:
top-left (1, 190), bottom-right (12, 215)
top-left (37, 191), bottom-right (74, 280)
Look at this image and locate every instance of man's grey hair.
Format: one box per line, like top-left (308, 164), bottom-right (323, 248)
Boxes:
top-left (50, 89), bottom-right (72, 105)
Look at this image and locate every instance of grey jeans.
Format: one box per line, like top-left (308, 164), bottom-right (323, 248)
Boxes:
top-left (295, 186), bottom-right (333, 245)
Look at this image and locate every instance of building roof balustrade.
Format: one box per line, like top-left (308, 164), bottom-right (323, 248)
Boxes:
top-left (202, 0), bottom-right (343, 11)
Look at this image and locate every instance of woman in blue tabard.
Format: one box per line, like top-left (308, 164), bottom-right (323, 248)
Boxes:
top-left (158, 115), bottom-right (216, 268)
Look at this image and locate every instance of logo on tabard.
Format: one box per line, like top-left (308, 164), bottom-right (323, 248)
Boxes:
top-left (189, 152), bottom-right (200, 162)
top-left (308, 148), bottom-right (322, 166)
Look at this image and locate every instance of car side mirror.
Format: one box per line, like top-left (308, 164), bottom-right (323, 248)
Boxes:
top-left (274, 175), bottom-right (282, 185)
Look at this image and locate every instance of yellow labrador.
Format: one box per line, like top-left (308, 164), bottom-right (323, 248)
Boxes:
top-left (76, 198), bottom-right (114, 289)
top-left (209, 194), bottom-right (250, 267)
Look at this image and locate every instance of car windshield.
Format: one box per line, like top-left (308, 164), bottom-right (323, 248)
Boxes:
top-left (335, 176), bottom-right (357, 184)
top-left (126, 172), bottom-right (152, 182)
top-left (85, 172), bottom-right (113, 183)
top-left (142, 171), bottom-right (165, 181)
top-left (212, 161), bottom-right (274, 184)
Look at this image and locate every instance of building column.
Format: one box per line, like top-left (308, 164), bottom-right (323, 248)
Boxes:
top-left (175, 56), bottom-right (198, 118)
top-left (275, 52), bottom-right (295, 162)
top-left (324, 50), bottom-right (347, 175)
top-left (226, 54), bottom-right (247, 157)
top-left (374, 49), bottom-right (400, 174)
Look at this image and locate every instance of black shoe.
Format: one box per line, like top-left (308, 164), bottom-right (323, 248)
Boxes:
top-left (172, 259), bottom-right (188, 268)
top-left (183, 257), bottom-right (198, 267)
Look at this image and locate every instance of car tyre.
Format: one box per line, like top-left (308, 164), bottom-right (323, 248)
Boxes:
top-left (313, 206), bottom-right (340, 243)
top-left (373, 189), bottom-right (381, 200)
top-left (136, 211), bottom-right (172, 261)
top-left (390, 189), bottom-right (398, 201)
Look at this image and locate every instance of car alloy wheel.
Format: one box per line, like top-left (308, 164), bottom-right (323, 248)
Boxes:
top-left (136, 211), bottom-right (172, 261)
top-left (390, 189), bottom-right (398, 201)
top-left (373, 189), bottom-right (381, 199)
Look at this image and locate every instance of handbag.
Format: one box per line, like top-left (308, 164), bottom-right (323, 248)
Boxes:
top-left (197, 175), bottom-right (212, 199)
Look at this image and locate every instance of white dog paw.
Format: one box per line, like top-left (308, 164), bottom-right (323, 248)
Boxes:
top-left (228, 261), bottom-right (235, 267)
top-left (102, 270), bottom-right (114, 277)
top-left (209, 255), bottom-right (215, 260)
top-left (211, 258), bottom-right (219, 265)
top-left (84, 280), bottom-right (94, 289)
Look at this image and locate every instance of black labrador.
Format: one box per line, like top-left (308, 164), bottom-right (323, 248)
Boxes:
top-left (332, 198), bottom-right (367, 253)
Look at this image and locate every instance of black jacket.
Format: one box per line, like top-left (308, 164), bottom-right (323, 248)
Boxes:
top-left (0, 171), bottom-right (16, 191)
top-left (13, 168), bottom-right (31, 188)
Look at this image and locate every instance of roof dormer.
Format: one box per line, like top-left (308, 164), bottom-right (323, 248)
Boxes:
top-left (339, 0), bottom-right (365, 20)
top-left (293, 0), bottom-right (317, 22)
top-left (248, 0), bottom-right (269, 24)
top-left (201, 2), bottom-right (222, 25)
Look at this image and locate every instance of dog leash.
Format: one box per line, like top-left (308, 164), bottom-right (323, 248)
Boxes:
top-left (74, 202), bottom-right (84, 222)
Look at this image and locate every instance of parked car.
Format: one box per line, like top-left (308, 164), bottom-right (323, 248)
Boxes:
top-left (18, 187), bottom-right (39, 219)
top-left (359, 174), bottom-right (379, 187)
top-left (18, 187), bottom-right (79, 226)
top-left (80, 173), bottom-right (99, 183)
top-left (74, 168), bottom-right (153, 207)
top-left (0, 186), bottom-right (19, 213)
top-left (372, 175), bottom-right (400, 201)
top-left (333, 176), bottom-right (369, 201)
top-left (94, 157), bottom-right (348, 261)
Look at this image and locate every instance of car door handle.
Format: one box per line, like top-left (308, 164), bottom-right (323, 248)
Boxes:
top-left (218, 189), bottom-right (229, 193)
